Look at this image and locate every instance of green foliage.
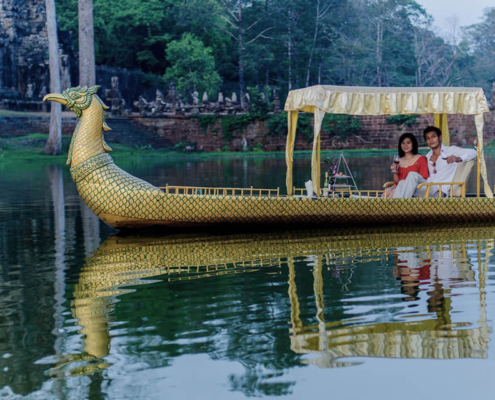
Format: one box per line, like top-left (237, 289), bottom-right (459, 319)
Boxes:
top-left (220, 114), bottom-right (256, 142)
top-left (266, 113), bottom-right (288, 137)
top-left (164, 33), bottom-right (222, 96)
top-left (57, 0), bottom-right (176, 73)
top-left (297, 114), bottom-right (314, 143)
top-left (253, 142), bottom-right (264, 152)
top-left (132, 144), bottom-right (154, 152)
top-left (173, 141), bottom-right (196, 152)
top-left (385, 114), bottom-right (420, 130)
top-left (323, 115), bottom-right (363, 144)
top-left (247, 86), bottom-right (272, 118)
top-left (196, 114), bottom-right (218, 134)
top-left (55, 0), bottom-right (493, 103)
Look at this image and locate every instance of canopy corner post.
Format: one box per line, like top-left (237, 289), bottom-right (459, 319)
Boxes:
top-left (311, 109), bottom-right (326, 198)
top-left (286, 111), bottom-right (299, 196)
top-left (474, 113), bottom-right (493, 198)
top-left (434, 114), bottom-right (450, 146)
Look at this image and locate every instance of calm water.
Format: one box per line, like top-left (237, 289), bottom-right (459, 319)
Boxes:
top-left (2, 153), bottom-right (495, 399)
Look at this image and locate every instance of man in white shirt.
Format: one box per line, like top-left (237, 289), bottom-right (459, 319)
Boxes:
top-left (393, 126), bottom-right (477, 198)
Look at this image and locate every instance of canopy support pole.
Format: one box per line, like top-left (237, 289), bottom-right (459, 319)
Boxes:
top-left (474, 114), bottom-right (493, 198)
top-left (311, 109), bottom-right (326, 197)
top-left (286, 111), bottom-right (299, 196)
top-left (434, 114), bottom-right (450, 146)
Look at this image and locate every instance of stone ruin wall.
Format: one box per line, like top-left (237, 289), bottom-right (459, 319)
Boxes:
top-left (3, 112), bottom-right (494, 152)
top-left (0, 0), bottom-right (51, 101)
top-left (127, 113), bottom-right (494, 152)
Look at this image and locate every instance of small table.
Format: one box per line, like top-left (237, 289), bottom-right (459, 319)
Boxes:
top-left (322, 184), bottom-right (351, 197)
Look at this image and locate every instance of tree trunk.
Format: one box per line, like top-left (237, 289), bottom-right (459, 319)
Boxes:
top-left (305, 0), bottom-right (320, 87)
top-left (287, 8), bottom-right (292, 91)
top-left (78, 0), bottom-right (96, 86)
top-left (44, 0), bottom-right (62, 155)
top-left (238, 1), bottom-right (246, 109)
top-left (376, 20), bottom-right (382, 87)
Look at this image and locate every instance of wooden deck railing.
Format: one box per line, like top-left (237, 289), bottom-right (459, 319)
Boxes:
top-left (160, 185), bottom-right (281, 197)
top-left (294, 187), bottom-right (386, 198)
top-left (416, 182), bottom-right (466, 197)
top-left (161, 184), bottom-right (465, 199)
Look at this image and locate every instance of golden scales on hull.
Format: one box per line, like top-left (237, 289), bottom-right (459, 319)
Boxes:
top-left (44, 85), bottom-right (494, 229)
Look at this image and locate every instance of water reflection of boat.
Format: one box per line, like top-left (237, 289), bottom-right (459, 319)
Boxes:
top-left (44, 86), bottom-right (494, 229)
top-left (53, 225), bottom-right (493, 375)
top-left (288, 251), bottom-right (490, 368)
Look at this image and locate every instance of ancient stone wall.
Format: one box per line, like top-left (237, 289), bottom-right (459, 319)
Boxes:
top-left (128, 113), bottom-right (494, 151)
top-left (2, 112), bottom-right (495, 151)
top-left (0, 0), bottom-right (156, 112)
top-left (0, 0), bottom-right (50, 100)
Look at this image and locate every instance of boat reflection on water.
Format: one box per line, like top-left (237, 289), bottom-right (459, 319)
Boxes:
top-left (289, 238), bottom-right (491, 368)
top-left (53, 224), bottom-right (494, 376)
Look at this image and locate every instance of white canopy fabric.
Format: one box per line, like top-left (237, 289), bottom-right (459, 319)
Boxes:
top-left (284, 85), bottom-right (492, 198)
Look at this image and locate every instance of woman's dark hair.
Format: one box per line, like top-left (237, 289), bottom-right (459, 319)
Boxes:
top-left (398, 133), bottom-right (419, 157)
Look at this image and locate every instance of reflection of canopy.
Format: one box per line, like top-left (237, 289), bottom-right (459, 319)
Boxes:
top-left (284, 85), bottom-right (492, 198)
top-left (288, 233), bottom-right (494, 367)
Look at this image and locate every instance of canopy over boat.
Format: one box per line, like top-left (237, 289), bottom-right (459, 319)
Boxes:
top-left (284, 85), bottom-right (492, 198)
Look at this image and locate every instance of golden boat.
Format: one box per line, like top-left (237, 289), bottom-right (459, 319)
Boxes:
top-left (51, 225), bottom-right (492, 375)
top-left (44, 85), bottom-right (494, 229)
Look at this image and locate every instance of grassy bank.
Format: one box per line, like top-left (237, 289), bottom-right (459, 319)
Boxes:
top-left (0, 133), bottom-right (450, 163)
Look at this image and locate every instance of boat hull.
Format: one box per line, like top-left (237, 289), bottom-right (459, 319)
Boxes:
top-left (95, 194), bottom-right (495, 229)
top-left (71, 154), bottom-right (495, 229)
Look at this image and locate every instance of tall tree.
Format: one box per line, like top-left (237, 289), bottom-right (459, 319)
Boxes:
top-left (305, 0), bottom-right (334, 87)
top-left (464, 7), bottom-right (495, 93)
top-left (164, 33), bottom-right (222, 97)
top-left (44, 0), bottom-right (62, 155)
top-left (78, 0), bottom-right (96, 86)
top-left (214, 0), bottom-right (273, 108)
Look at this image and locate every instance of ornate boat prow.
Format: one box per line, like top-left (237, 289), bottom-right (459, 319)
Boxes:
top-left (44, 86), bottom-right (167, 228)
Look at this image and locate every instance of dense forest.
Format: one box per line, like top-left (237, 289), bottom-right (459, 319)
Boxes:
top-left (55, 0), bottom-right (495, 101)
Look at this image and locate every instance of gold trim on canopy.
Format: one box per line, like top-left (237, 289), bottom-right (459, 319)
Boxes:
top-left (284, 85), bottom-right (491, 197)
top-left (284, 85), bottom-right (490, 115)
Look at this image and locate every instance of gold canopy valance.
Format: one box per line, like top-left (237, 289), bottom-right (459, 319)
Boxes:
top-left (284, 85), bottom-right (490, 115)
top-left (284, 85), bottom-right (492, 198)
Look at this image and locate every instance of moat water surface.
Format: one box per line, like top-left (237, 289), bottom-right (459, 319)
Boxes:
top-left (2, 153), bottom-right (495, 399)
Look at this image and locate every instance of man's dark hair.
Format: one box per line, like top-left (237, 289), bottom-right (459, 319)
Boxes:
top-left (423, 126), bottom-right (442, 141)
top-left (398, 133), bottom-right (419, 157)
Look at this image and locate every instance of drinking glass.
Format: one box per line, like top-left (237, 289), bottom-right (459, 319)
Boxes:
top-left (393, 155), bottom-right (400, 172)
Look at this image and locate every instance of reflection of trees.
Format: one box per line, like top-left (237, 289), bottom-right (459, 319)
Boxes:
top-left (0, 165), bottom-right (104, 396)
top-left (0, 167), bottom-right (67, 394)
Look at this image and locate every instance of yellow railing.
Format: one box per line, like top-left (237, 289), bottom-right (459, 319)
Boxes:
top-left (294, 187), bottom-right (385, 198)
top-left (348, 190), bottom-right (385, 198)
top-left (162, 183), bottom-right (465, 199)
top-left (293, 187), bottom-right (307, 196)
top-left (383, 181), bottom-right (467, 198)
top-left (161, 185), bottom-right (281, 197)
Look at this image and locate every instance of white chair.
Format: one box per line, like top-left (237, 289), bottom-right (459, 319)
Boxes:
top-left (417, 160), bottom-right (474, 197)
